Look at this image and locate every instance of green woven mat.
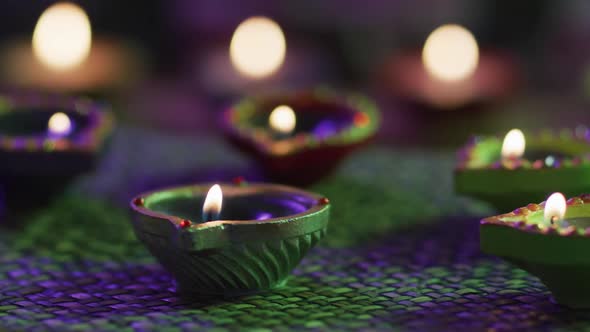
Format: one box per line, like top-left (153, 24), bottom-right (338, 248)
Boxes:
top-left (3, 128), bottom-right (588, 331)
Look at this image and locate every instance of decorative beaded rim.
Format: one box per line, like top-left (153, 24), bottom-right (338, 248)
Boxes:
top-left (481, 194), bottom-right (590, 237)
top-left (222, 88), bottom-right (380, 156)
top-left (456, 127), bottom-right (590, 171)
top-left (130, 182), bottom-right (330, 231)
top-left (0, 92), bottom-right (114, 153)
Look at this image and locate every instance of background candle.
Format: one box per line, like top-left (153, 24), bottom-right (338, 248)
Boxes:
top-left (268, 104), bottom-right (296, 138)
top-left (230, 17), bottom-right (286, 80)
top-left (422, 24), bottom-right (479, 85)
top-left (501, 128), bottom-right (570, 163)
top-left (0, 92), bottom-right (114, 221)
top-left (192, 15), bottom-right (333, 100)
top-left (501, 128), bottom-right (526, 160)
top-left (455, 127), bottom-right (590, 211)
top-left (377, 23), bottom-right (519, 110)
top-left (0, 2), bottom-right (145, 96)
top-left (47, 112), bottom-right (74, 138)
top-left (222, 90), bottom-right (380, 185)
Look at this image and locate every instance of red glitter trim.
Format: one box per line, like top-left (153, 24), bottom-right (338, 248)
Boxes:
top-left (133, 197), bottom-right (144, 206)
top-left (353, 112), bottom-right (370, 127)
top-left (232, 176), bottom-right (246, 185)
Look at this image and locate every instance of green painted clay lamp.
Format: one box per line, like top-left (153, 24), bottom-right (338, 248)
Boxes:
top-left (222, 89), bottom-right (380, 185)
top-left (481, 192), bottom-right (590, 308)
top-left (455, 128), bottom-right (590, 211)
top-left (130, 181), bottom-right (330, 296)
top-left (0, 92), bottom-right (114, 218)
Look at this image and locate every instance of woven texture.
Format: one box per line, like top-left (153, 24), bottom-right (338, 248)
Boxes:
top-left (1, 128), bottom-right (587, 331)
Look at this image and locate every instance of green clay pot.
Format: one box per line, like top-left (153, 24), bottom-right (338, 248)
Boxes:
top-left (130, 182), bottom-right (330, 296)
top-left (481, 194), bottom-right (590, 308)
top-left (455, 129), bottom-right (590, 211)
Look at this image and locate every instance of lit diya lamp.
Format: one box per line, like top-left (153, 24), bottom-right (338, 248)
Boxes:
top-left (378, 24), bottom-right (519, 109)
top-left (196, 16), bottom-right (329, 99)
top-left (222, 89), bottom-right (380, 185)
top-left (130, 182), bottom-right (330, 296)
top-left (455, 128), bottom-right (590, 211)
top-left (0, 2), bottom-right (143, 96)
top-left (0, 92), bottom-right (114, 217)
top-left (230, 16), bottom-right (286, 81)
top-left (481, 192), bottom-right (590, 308)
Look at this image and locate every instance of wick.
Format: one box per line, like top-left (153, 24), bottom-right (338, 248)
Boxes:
top-left (202, 211), bottom-right (220, 222)
top-left (501, 153), bottom-right (519, 161)
top-left (271, 126), bottom-right (293, 140)
top-left (501, 155), bottom-right (520, 169)
top-left (550, 215), bottom-right (559, 225)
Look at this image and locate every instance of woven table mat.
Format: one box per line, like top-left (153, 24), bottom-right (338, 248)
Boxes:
top-left (1, 128), bottom-right (588, 331)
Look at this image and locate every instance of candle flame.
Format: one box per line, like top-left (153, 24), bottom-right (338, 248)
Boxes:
top-left (229, 16), bottom-right (286, 79)
top-left (422, 24), bottom-right (479, 82)
top-left (33, 2), bottom-right (92, 71)
top-left (501, 129), bottom-right (526, 159)
top-left (202, 184), bottom-right (223, 220)
top-left (544, 192), bottom-right (566, 225)
top-left (269, 105), bottom-right (296, 134)
top-left (48, 112), bottom-right (72, 136)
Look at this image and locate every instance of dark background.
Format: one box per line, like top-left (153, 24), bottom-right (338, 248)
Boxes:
top-left (1, 0), bottom-right (588, 147)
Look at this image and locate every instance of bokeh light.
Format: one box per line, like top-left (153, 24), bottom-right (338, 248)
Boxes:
top-left (229, 16), bottom-right (286, 79)
top-left (422, 24), bottom-right (479, 82)
top-left (33, 2), bottom-right (92, 71)
top-left (269, 105), bottom-right (296, 134)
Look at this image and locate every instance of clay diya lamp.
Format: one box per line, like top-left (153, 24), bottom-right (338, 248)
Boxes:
top-left (222, 89), bottom-right (380, 185)
top-left (377, 24), bottom-right (519, 111)
top-left (0, 2), bottom-right (145, 98)
top-left (481, 192), bottom-right (590, 308)
top-left (0, 92), bottom-right (114, 216)
top-left (196, 16), bottom-right (331, 102)
top-left (130, 182), bottom-right (330, 296)
top-left (455, 128), bottom-right (590, 211)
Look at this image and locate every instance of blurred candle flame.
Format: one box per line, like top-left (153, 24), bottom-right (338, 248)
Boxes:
top-left (48, 112), bottom-right (72, 136)
top-left (33, 2), bottom-right (92, 71)
top-left (229, 16), bottom-right (286, 79)
top-left (422, 24), bottom-right (479, 82)
top-left (501, 129), bottom-right (526, 159)
top-left (202, 184), bottom-right (223, 221)
top-left (269, 105), bottom-right (296, 134)
top-left (544, 192), bottom-right (566, 225)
